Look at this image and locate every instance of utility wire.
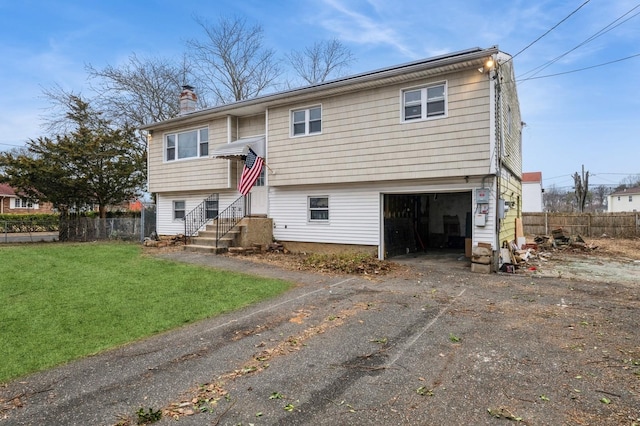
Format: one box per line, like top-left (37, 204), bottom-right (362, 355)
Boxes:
top-left (519, 53), bottom-right (640, 81)
top-left (518, 3), bottom-right (640, 80)
top-left (510, 0), bottom-right (591, 61)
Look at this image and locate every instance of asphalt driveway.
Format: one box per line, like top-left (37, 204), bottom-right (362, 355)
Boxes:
top-left (1, 251), bottom-right (638, 425)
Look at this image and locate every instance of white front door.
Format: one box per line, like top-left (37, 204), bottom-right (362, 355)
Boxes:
top-left (250, 186), bottom-right (267, 216)
top-left (249, 168), bottom-right (267, 216)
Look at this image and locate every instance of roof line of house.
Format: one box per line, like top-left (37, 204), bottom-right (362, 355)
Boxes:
top-left (141, 46), bottom-right (500, 131)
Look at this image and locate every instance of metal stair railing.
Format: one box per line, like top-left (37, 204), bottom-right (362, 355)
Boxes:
top-left (214, 195), bottom-right (245, 248)
top-left (183, 193), bottom-right (222, 239)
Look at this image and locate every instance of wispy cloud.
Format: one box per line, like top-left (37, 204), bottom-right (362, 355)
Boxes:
top-left (318, 0), bottom-right (419, 58)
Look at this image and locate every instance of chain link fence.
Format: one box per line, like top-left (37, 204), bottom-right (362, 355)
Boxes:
top-left (1, 204), bottom-right (156, 243)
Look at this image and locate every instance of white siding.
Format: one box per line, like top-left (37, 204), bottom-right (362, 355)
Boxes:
top-left (471, 180), bottom-right (497, 249)
top-left (270, 185), bottom-right (380, 246)
top-left (270, 179), bottom-right (497, 250)
top-left (608, 192), bottom-right (640, 212)
top-left (156, 191), bottom-right (241, 235)
top-left (522, 182), bottom-right (543, 212)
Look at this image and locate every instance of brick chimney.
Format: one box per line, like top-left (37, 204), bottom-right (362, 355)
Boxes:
top-left (179, 85), bottom-right (197, 115)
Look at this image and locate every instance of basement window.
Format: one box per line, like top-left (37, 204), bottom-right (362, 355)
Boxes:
top-left (173, 200), bottom-right (186, 220)
top-left (308, 196), bottom-right (329, 222)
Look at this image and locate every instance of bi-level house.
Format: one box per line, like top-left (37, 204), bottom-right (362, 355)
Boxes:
top-left (142, 46), bottom-right (523, 263)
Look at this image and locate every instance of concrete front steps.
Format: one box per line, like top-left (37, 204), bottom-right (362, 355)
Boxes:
top-left (184, 224), bottom-right (243, 254)
top-left (183, 217), bottom-right (273, 254)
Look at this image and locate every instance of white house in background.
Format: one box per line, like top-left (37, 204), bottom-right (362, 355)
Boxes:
top-left (522, 172), bottom-right (543, 212)
top-left (141, 46), bottom-right (523, 259)
top-left (608, 186), bottom-right (640, 212)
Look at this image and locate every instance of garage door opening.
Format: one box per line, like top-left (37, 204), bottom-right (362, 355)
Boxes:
top-left (383, 192), bottom-right (472, 258)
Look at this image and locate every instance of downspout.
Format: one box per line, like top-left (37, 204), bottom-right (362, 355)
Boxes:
top-left (494, 56), bottom-right (503, 272)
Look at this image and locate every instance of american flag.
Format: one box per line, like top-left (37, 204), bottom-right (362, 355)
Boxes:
top-left (237, 148), bottom-right (264, 195)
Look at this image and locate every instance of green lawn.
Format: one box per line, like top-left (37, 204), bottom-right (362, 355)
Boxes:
top-left (0, 242), bottom-right (292, 384)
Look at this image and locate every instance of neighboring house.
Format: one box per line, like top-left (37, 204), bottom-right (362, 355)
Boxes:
top-left (608, 186), bottom-right (640, 212)
top-left (522, 172), bottom-right (543, 212)
top-left (0, 183), bottom-right (55, 214)
top-left (142, 46), bottom-right (523, 259)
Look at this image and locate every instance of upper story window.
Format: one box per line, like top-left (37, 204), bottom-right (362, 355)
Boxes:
top-left (402, 82), bottom-right (447, 121)
top-left (292, 106), bottom-right (322, 136)
top-left (630, 196), bottom-right (633, 202)
top-left (165, 128), bottom-right (208, 161)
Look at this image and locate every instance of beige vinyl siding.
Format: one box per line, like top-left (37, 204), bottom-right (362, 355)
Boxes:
top-left (148, 118), bottom-right (229, 193)
top-left (156, 190), bottom-right (241, 235)
top-left (237, 114), bottom-right (265, 138)
top-left (498, 61), bottom-right (523, 176)
top-left (267, 69), bottom-right (491, 186)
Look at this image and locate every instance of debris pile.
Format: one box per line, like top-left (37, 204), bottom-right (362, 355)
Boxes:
top-left (533, 228), bottom-right (598, 251)
top-left (499, 228), bottom-right (597, 274)
top-left (143, 234), bottom-right (185, 247)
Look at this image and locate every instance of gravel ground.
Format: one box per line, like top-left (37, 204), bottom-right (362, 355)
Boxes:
top-left (1, 242), bottom-right (639, 426)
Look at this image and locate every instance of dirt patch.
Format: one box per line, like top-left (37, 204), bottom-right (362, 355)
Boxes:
top-left (524, 237), bottom-right (640, 285)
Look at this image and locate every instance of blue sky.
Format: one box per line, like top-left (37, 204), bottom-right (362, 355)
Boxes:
top-left (1, 0), bottom-right (639, 190)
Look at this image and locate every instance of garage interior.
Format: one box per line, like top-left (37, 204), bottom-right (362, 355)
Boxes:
top-left (383, 192), bottom-right (472, 258)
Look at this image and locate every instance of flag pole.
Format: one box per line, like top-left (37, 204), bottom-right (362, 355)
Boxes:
top-left (263, 161), bottom-right (275, 174)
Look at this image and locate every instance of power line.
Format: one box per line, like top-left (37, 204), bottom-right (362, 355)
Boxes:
top-left (518, 53), bottom-right (640, 81)
top-left (510, 0), bottom-right (591, 61)
top-left (518, 3), bottom-right (640, 80)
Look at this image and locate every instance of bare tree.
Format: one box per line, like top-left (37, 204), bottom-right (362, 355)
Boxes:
top-left (591, 184), bottom-right (610, 212)
top-left (287, 39), bottom-right (355, 85)
top-left (619, 174), bottom-right (640, 189)
top-left (543, 185), bottom-right (574, 212)
top-left (86, 54), bottom-right (192, 126)
top-left (187, 15), bottom-right (281, 104)
top-left (573, 165), bottom-right (589, 213)
top-left (40, 85), bottom-right (90, 136)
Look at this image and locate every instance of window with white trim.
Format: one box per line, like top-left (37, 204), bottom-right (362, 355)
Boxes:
top-left (173, 200), bottom-right (186, 220)
top-left (308, 196), bottom-right (329, 221)
top-left (165, 128), bottom-right (208, 161)
top-left (402, 83), bottom-right (446, 121)
top-left (292, 106), bottom-right (322, 136)
top-left (11, 198), bottom-right (38, 209)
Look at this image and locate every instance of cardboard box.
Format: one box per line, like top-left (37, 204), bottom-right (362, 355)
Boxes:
top-left (471, 262), bottom-right (491, 274)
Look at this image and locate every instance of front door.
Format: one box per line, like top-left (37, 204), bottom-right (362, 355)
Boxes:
top-left (249, 168), bottom-right (267, 216)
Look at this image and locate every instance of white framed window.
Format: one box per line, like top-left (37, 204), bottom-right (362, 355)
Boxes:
top-left (165, 127), bottom-right (208, 161)
top-left (173, 200), bottom-right (186, 220)
top-left (630, 196), bottom-right (633, 202)
top-left (402, 82), bottom-right (447, 121)
top-left (292, 106), bottom-right (322, 136)
top-left (11, 198), bottom-right (38, 209)
top-left (308, 196), bottom-right (329, 222)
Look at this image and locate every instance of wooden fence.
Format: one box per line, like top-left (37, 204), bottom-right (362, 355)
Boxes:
top-left (522, 212), bottom-right (640, 238)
